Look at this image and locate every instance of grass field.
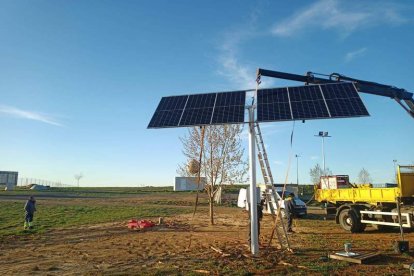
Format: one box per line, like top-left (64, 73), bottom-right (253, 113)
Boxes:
top-left (0, 201), bottom-right (190, 236)
top-left (1, 187), bottom-right (412, 275)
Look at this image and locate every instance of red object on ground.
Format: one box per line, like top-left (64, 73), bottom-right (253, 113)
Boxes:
top-left (127, 219), bottom-right (155, 229)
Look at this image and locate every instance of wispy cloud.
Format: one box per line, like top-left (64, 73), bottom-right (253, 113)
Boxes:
top-left (0, 105), bottom-right (63, 126)
top-left (271, 0), bottom-right (410, 37)
top-left (345, 47), bottom-right (367, 62)
top-left (310, 155), bottom-right (319, 160)
top-left (216, 9), bottom-right (274, 89)
top-left (274, 160), bottom-right (283, 166)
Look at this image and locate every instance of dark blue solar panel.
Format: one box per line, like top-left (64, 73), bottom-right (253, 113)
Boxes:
top-left (179, 107), bottom-right (214, 126)
top-left (185, 93), bottom-right (216, 108)
top-left (257, 88), bottom-right (289, 104)
top-left (257, 88), bottom-right (291, 121)
top-left (178, 93), bottom-right (217, 126)
top-left (257, 82), bottom-right (369, 123)
top-left (157, 95), bottom-right (188, 110)
top-left (148, 110), bottom-right (184, 128)
top-left (215, 91), bottom-right (246, 106)
top-left (320, 83), bottom-right (369, 117)
top-left (212, 105), bottom-right (245, 124)
top-left (147, 95), bottom-right (188, 128)
top-left (211, 91), bottom-right (246, 124)
top-left (289, 85), bottom-right (330, 119)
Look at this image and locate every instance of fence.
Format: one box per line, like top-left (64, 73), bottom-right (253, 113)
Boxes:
top-left (18, 178), bottom-right (74, 188)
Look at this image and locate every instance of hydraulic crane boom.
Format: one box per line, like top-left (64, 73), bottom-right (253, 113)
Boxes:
top-left (257, 68), bottom-right (414, 119)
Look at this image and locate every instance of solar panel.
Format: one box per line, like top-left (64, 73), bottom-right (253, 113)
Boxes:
top-left (211, 91), bottom-right (246, 124)
top-left (320, 82), bottom-right (369, 117)
top-left (149, 83), bottom-right (369, 128)
top-left (289, 85), bottom-right (330, 120)
top-left (147, 95), bottom-right (188, 128)
top-left (148, 91), bottom-right (247, 128)
top-left (257, 82), bottom-right (369, 122)
top-left (257, 88), bottom-right (292, 121)
top-left (179, 93), bottom-right (217, 127)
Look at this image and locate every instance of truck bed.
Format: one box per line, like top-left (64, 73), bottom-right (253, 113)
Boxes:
top-left (315, 187), bottom-right (400, 205)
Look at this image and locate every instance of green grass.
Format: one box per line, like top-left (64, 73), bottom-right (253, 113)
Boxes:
top-left (0, 201), bottom-right (191, 237)
top-left (0, 186), bottom-right (178, 198)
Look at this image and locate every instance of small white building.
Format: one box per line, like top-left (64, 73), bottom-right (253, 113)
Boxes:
top-left (0, 171), bottom-right (18, 191)
top-left (174, 177), bottom-right (206, 191)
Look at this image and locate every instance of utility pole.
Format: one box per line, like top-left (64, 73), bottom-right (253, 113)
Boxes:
top-left (295, 154), bottom-right (300, 185)
top-left (315, 131), bottom-right (331, 175)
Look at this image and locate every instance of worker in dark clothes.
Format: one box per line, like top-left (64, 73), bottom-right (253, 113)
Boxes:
top-left (247, 199), bottom-right (265, 244)
top-left (284, 193), bottom-right (296, 233)
top-left (257, 199), bottom-right (264, 238)
top-left (24, 196), bottom-right (36, 229)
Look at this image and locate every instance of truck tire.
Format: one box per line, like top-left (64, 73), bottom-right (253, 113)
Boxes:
top-left (339, 208), bottom-right (364, 233)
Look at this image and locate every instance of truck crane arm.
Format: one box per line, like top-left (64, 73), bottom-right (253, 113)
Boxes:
top-left (257, 68), bottom-right (414, 119)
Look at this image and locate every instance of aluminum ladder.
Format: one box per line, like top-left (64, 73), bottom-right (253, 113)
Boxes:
top-left (254, 121), bottom-right (292, 251)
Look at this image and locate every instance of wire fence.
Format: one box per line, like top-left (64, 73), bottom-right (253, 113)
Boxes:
top-left (17, 178), bottom-right (74, 188)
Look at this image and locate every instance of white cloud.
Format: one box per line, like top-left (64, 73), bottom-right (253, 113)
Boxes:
top-left (310, 155), bottom-right (319, 160)
top-left (216, 10), bottom-right (275, 89)
top-left (345, 47), bottom-right (367, 62)
top-left (0, 105), bottom-right (63, 126)
top-left (271, 0), bottom-right (410, 37)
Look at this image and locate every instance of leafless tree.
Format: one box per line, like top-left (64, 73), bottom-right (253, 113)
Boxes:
top-left (309, 164), bottom-right (332, 184)
top-left (358, 168), bottom-right (372, 184)
top-left (74, 173), bottom-right (84, 187)
top-left (177, 125), bottom-right (248, 225)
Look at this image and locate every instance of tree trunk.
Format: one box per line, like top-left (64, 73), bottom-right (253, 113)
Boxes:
top-left (209, 197), bottom-right (214, 225)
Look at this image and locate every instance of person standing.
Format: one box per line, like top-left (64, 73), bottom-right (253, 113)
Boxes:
top-left (248, 199), bottom-right (265, 244)
top-left (24, 196), bottom-right (36, 229)
top-left (284, 193), bottom-right (296, 233)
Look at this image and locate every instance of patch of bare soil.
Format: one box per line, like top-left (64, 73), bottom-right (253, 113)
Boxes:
top-left (1, 204), bottom-right (413, 275)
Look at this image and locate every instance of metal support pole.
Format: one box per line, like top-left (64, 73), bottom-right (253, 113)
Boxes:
top-left (322, 136), bottom-right (326, 175)
top-left (248, 107), bottom-right (259, 256)
top-left (396, 197), bottom-right (404, 241)
top-left (295, 154), bottom-right (300, 185)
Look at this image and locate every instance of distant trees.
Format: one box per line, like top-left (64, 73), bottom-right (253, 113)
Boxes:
top-left (358, 168), bottom-right (372, 184)
top-left (177, 125), bottom-right (248, 225)
top-left (74, 173), bottom-right (84, 187)
top-left (309, 164), bottom-right (332, 184)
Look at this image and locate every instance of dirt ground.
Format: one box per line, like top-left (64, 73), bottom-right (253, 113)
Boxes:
top-left (1, 195), bottom-right (413, 275)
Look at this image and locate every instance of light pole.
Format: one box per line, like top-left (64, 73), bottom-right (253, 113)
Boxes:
top-left (393, 159), bottom-right (398, 183)
top-left (315, 131), bottom-right (331, 175)
top-left (295, 154), bottom-right (300, 185)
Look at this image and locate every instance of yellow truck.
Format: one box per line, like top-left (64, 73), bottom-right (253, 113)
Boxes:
top-left (315, 166), bottom-right (414, 232)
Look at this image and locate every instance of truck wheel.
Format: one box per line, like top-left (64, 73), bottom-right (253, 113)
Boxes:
top-left (339, 209), bottom-right (364, 233)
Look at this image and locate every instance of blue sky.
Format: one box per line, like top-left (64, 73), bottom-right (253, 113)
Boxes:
top-left (0, 0), bottom-right (413, 186)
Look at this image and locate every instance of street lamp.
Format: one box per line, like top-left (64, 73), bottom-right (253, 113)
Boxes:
top-left (315, 131), bottom-right (331, 175)
top-left (393, 159), bottom-right (398, 183)
top-left (295, 154), bottom-right (300, 185)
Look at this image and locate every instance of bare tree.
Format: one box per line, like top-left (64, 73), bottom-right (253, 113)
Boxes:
top-left (358, 168), bottom-right (372, 184)
top-left (309, 164), bottom-right (332, 184)
top-left (177, 125), bottom-right (248, 225)
top-left (74, 173), bottom-right (84, 187)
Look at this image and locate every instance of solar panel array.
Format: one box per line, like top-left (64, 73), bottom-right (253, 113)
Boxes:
top-left (257, 82), bottom-right (369, 122)
top-left (148, 82), bottom-right (369, 128)
top-left (147, 91), bottom-right (246, 128)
